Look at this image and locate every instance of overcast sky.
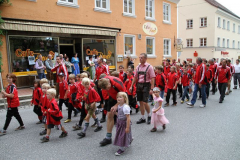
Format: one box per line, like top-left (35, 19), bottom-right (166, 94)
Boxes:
top-left (216, 0), bottom-right (240, 17)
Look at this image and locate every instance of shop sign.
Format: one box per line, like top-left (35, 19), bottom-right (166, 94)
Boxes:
top-left (15, 49), bottom-right (55, 61)
top-left (86, 49), bottom-right (112, 59)
top-left (193, 51), bottom-right (198, 57)
top-left (221, 51), bottom-right (229, 55)
top-left (143, 22), bottom-right (158, 35)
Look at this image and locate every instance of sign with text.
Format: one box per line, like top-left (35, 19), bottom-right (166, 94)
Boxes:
top-left (143, 22), bottom-right (158, 35)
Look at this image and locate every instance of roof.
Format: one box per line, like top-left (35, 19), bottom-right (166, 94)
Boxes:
top-left (205, 0), bottom-right (240, 19)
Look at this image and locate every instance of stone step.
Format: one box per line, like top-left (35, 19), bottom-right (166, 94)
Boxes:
top-left (0, 99), bottom-right (32, 110)
top-left (0, 95), bottom-right (32, 103)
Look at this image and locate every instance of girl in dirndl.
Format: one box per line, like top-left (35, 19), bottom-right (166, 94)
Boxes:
top-left (114, 92), bottom-right (133, 156)
top-left (150, 87), bottom-right (169, 132)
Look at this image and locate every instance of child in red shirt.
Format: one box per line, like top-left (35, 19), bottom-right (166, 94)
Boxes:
top-left (181, 68), bottom-right (191, 103)
top-left (0, 73), bottom-right (25, 136)
top-left (187, 63), bottom-right (195, 95)
top-left (77, 77), bottom-right (102, 138)
top-left (155, 66), bottom-right (167, 99)
top-left (31, 79), bottom-right (43, 124)
top-left (205, 63), bottom-right (213, 98)
top-left (58, 72), bottom-right (69, 111)
top-left (41, 88), bottom-right (68, 142)
top-left (119, 65), bottom-right (127, 83)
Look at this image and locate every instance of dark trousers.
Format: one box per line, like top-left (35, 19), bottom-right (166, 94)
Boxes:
top-left (78, 102), bottom-right (87, 127)
top-left (181, 86), bottom-right (189, 101)
top-left (198, 88), bottom-right (202, 98)
top-left (95, 80), bottom-right (104, 104)
top-left (102, 99), bottom-right (108, 119)
top-left (59, 98), bottom-right (69, 111)
top-left (4, 108), bottom-right (24, 130)
top-left (67, 103), bottom-right (78, 119)
top-left (206, 83), bottom-right (210, 98)
top-left (33, 105), bottom-right (43, 121)
top-left (128, 95), bottom-right (137, 110)
top-left (177, 84), bottom-right (183, 97)
top-left (212, 78), bottom-right (216, 93)
top-left (234, 73), bottom-right (240, 88)
top-left (218, 83), bottom-right (227, 100)
top-left (166, 89), bottom-right (177, 104)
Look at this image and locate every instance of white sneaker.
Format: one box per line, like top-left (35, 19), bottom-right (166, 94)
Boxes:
top-left (199, 104), bottom-right (206, 108)
top-left (186, 102), bottom-right (194, 107)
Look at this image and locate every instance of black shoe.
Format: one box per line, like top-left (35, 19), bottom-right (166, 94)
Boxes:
top-left (94, 126), bottom-right (102, 132)
top-left (41, 136), bottom-right (49, 142)
top-left (233, 87), bottom-right (237, 89)
top-left (39, 129), bottom-right (47, 136)
top-left (100, 138), bottom-right (112, 146)
top-left (100, 118), bottom-right (106, 123)
top-left (78, 132), bottom-right (86, 138)
top-left (136, 118), bottom-right (146, 124)
top-left (97, 105), bottom-right (102, 108)
top-left (163, 124), bottom-right (166, 130)
top-left (130, 110), bottom-right (132, 115)
top-left (219, 98), bottom-right (223, 103)
top-left (36, 121), bottom-right (42, 124)
top-left (59, 132), bottom-right (68, 138)
top-left (147, 116), bottom-right (151, 124)
top-left (212, 92), bottom-right (215, 95)
top-left (136, 108), bottom-right (139, 113)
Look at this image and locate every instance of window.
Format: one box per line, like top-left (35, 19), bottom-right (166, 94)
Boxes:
top-left (233, 23), bottom-right (235, 32)
top-left (94, 0), bottom-right (111, 13)
top-left (186, 39), bottom-right (193, 47)
top-left (222, 38), bottom-right (225, 48)
top-left (217, 37), bottom-right (220, 47)
top-left (163, 2), bottom-right (171, 23)
top-left (233, 40), bottom-right (235, 48)
top-left (238, 41), bottom-right (240, 49)
top-left (187, 19), bottom-right (193, 29)
top-left (227, 21), bottom-right (230, 30)
top-left (200, 38), bottom-right (207, 47)
top-left (200, 17), bottom-right (207, 27)
top-left (124, 35), bottom-right (136, 56)
top-left (163, 39), bottom-right (171, 56)
top-left (223, 19), bottom-right (226, 29)
top-left (145, 0), bottom-right (155, 21)
top-left (218, 17), bottom-right (221, 27)
top-left (27, 0), bottom-right (37, 2)
top-left (57, 0), bottom-right (79, 8)
top-left (238, 25), bottom-right (240, 34)
top-left (227, 39), bottom-right (229, 48)
top-left (123, 0), bottom-right (135, 17)
top-left (146, 37), bottom-right (155, 56)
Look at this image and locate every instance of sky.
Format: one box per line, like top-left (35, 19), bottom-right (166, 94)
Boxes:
top-left (216, 0), bottom-right (240, 17)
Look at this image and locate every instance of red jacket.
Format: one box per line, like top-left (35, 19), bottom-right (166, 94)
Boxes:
top-left (59, 80), bottom-right (68, 99)
top-left (205, 69), bottom-right (213, 83)
top-left (82, 87), bottom-right (101, 104)
top-left (68, 83), bottom-right (80, 108)
top-left (209, 64), bottom-right (217, 79)
top-left (164, 65), bottom-right (171, 76)
top-left (215, 66), bottom-right (231, 83)
top-left (227, 64), bottom-right (235, 76)
top-left (40, 94), bottom-right (49, 116)
top-left (51, 64), bottom-right (68, 83)
top-left (124, 75), bottom-right (136, 96)
top-left (166, 72), bottom-right (179, 90)
top-left (95, 65), bottom-right (107, 80)
top-left (119, 71), bottom-right (127, 83)
top-left (6, 83), bottom-right (20, 108)
top-left (194, 63), bottom-right (206, 84)
top-left (181, 73), bottom-right (191, 87)
top-left (104, 76), bottom-right (125, 100)
top-left (102, 89), bottom-right (109, 100)
top-left (31, 87), bottom-right (42, 105)
top-left (155, 72), bottom-right (167, 92)
top-left (46, 98), bottom-right (63, 125)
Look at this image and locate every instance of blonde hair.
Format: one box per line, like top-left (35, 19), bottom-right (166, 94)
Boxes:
top-left (40, 78), bottom-right (48, 84)
top-left (77, 74), bottom-right (81, 78)
top-left (69, 74), bottom-right (76, 79)
top-left (47, 88), bottom-right (56, 97)
top-left (80, 72), bottom-right (88, 78)
top-left (171, 66), bottom-right (176, 71)
top-left (111, 71), bottom-right (119, 77)
top-left (98, 78), bottom-right (109, 89)
top-left (42, 83), bottom-right (51, 89)
top-left (99, 73), bottom-right (107, 79)
top-left (117, 92), bottom-right (129, 105)
top-left (82, 77), bottom-right (90, 86)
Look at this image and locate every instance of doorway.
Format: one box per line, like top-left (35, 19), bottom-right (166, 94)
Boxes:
top-left (60, 45), bottom-right (74, 59)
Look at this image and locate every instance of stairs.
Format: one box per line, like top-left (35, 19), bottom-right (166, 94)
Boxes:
top-left (0, 95), bottom-right (32, 110)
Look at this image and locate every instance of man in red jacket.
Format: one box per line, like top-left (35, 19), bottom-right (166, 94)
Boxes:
top-left (164, 59), bottom-right (171, 76)
top-left (187, 57), bottom-right (207, 108)
top-left (209, 59), bottom-right (217, 95)
top-left (215, 59), bottom-right (231, 103)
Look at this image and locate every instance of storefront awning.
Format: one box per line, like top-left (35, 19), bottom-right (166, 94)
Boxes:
top-left (0, 19), bottom-right (120, 36)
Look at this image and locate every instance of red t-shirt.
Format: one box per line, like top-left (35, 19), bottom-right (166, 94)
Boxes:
top-left (59, 80), bottom-right (68, 99)
top-left (194, 63), bottom-right (206, 84)
top-left (105, 76), bottom-right (125, 100)
top-left (6, 83), bottom-right (20, 108)
top-left (124, 75), bottom-right (136, 96)
top-left (164, 65), bottom-right (171, 76)
top-left (215, 66), bottom-right (231, 83)
top-left (46, 98), bottom-right (63, 125)
top-left (181, 73), bottom-right (191, 87)
top-left (68, 83), bottom-right (79, 107)
top-left (95, 65), bottom-right (107, 80)
top-left (40, 94), bottom-right (49, 115)
top-left (102, 89), bottom-right (109, 100)
top-left (167, 72), bottom-right (179, 90)
top-left (31, 87), bottom-right (42, 105)
top-left (82, 87), bottom-right (101, 104)
top-left (155, 73), bottom-right (167, 92)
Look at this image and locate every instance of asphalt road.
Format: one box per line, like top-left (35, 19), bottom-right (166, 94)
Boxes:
top-left (0, 89), bottom-right (240, 160)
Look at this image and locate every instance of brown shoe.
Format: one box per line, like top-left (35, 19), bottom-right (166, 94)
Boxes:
top-left (15, 126), bottom-right (25, 131)
top-left (164, 103), bottom-right (169, 107)
top-left (151, 127), bottom-right (157, 132)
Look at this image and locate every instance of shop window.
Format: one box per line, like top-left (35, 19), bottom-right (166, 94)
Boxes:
top-left (124, 35), bottom-right (136, 56)
top-left (163, 2), bottom-right (171, 24)
top-left (94, 0), bottom-right (111, 13)
top-left (186, 58), bottom-right (192, 63)
top-left (8, 36), bottom-right (58, 72)
top-left (163, 39), bottom-right (171, 56)
top-left (146, 37), bottom-right (155, 57)
top-left (82, 39), bottom-right (115, 68)
top-left (57, 0), bottom-right (79, 8)
top-left (145, 0), bottom-right (155, 21)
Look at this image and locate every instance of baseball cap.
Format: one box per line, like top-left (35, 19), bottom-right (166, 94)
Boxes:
top-left (58, 72), bottom-right (64, 76)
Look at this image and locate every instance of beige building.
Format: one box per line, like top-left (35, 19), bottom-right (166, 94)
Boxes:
top-left (178, 0), bottom-right (240, 63)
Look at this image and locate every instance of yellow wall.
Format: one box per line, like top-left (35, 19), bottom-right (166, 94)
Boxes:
top-left (0, 35), bottom-right (9, 87)
top-left (0, 0), bottom-right (177, 73)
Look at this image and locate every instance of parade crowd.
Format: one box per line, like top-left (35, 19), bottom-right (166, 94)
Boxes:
top-left (1, 53), bottom-right (240, 156)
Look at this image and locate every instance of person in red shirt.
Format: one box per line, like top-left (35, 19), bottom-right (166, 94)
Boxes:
top-left (0, 73), bottom-right (25, 136)
top-left (31, 79), bottom-right (43, 124)
top-left (58, 72), bottom-right (68, 111)
top-left (176, 63), bottom-right (183, 98)
top-left (125, 68), bottom-right (138, 114)
top-left (209, 59), bottom-right (217, 95)
top-left (41, 88), bottom-right (68, 142)
top-left (226, 59), bottom-right (235, 95)
top-left (39, 83), bottom-right (51, 136)
top-left (98, 75), bottom-right (125, 146)
top-left (155, 65), bottom-right (167, 98)
top-left (187, 63), bottom-right (195, 95)
top-left (205, 63), bottom-right (213, 99)
top-left (187, 57), bottom-right (207, 108)
top-left (181, 68), bottom-right (191, 103)
top-left (165, 66), bottom-right (179, 106)
top-left (215, 59), bottom-right (231, 103)
top-left (119, 65), bottom-right (127, 83)
top-left (77, 77), bottom-right (102, 138)
top-left (164, 59), bottom-right (171, 76)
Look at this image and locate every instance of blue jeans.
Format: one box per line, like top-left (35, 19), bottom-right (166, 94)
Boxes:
top-left (191, 84), bottom-right (206, 105)
top-left (160, 90), bottom-right (164, 99)
top-left (38, 73), bottom-right (46, 80)
top-left (181, 86), bottom-right (189, 101)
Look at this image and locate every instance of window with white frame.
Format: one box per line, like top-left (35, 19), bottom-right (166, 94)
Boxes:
top-left (233, 23), bottom-right (235, 32)
top-left (232, 40), bottom-right (235, 48)
top-left (57, 0), bottom-right (79, 8)
top-left (186, 39), bottom-right (193, 47)
top-left (217, 37), bottom-right (220, 47)
top-left (223, 19), bottom-right (226, 29)
top-left (187, 19), bottom-right (193, 29)
top-left (163, 2), bottom-right (171, 23)
top-left (218, 17), bottom-right (221, 27)
top-left (222, 38), bottom-right (225, 48)
top-left (227, 39), bottom-right (229, 48)
top-left (146, 37), bottom-right (155, 56)
top-left (238, 41), bottom-right (240, 49)
top-left (238, 25), bottom-right (240, 34)
top-left (124, 35), bottom-right (136, 56)
top-left (95, 0), bottom-right (111, 13)
top-left (227, 21), bottom-right (230, 30)
top-left (200, 38), bottom-right (207, 47)
top-left (163, 39), bottom-right (171, 56)
top-left (200, 17), bottom-right (207, 27)
top-left (123, 0), bottom-right (135, 16)
top-left (145, 0), bottom-right (155, 20)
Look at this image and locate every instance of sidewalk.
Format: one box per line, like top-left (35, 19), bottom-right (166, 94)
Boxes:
top-left (0, 88), bottom-right (33, 97)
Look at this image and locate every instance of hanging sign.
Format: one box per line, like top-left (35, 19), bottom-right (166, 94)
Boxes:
top-left (143, 22), bottom-right (158, 35)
